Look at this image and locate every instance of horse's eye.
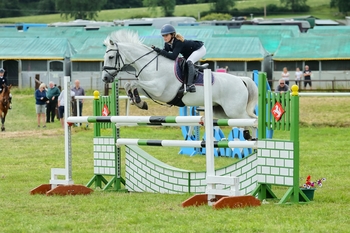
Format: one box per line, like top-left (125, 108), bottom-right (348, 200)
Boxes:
top-left (109, 55), bottom-right (114, 59)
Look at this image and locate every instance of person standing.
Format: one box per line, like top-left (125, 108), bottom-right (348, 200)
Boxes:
top-left (46, 81), bottom-right (60, 123)
top-left (71, 80), bottom-right (85, 117)
top-left (35, 83), bottom-right (47, 128)
top-left (275, 79), bottom-right (290, 94)
top-left (303, 65), bottom-right (312, 89)
top-left (0, 68), bottom-right (12, 109)
top-left (295, 67), bottom-right (303, 86)
top-left (281, 67), bottom-right (290, 86)
top-left (57, 89), bottom-right (75, 129)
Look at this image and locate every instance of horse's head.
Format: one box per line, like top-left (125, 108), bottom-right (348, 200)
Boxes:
top-left (102, 39), bottom-right (123, 83)
top-left (102, 30), bottom-right (158, 84)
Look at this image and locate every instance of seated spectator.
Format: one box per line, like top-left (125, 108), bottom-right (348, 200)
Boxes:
top-left (275, 79), bottom-right (290, 94)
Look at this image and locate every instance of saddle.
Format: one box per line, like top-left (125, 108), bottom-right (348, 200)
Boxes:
top-left (174, 58), bottom-right (213, 87)
top-left (167, 58), bottom-right (214, 107)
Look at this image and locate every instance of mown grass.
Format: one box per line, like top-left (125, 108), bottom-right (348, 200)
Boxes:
top-left (0, 0), bottom-right (341, 24)
top-left (1, 88), bottom-right (350, 232)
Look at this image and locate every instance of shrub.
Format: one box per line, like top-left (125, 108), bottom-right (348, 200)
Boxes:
top-left (200, 13), bottom-right (233, 21)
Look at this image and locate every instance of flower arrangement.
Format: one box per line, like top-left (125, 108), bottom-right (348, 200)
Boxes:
top-left (302, 175), bottom-right (326, 189)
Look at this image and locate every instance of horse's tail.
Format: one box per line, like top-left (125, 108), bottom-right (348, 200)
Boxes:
top-left (241, 77), bottom-right (258, 118)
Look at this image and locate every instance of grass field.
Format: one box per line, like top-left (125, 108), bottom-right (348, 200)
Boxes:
top-left (0, 87), bottom-right (350, 232)
top-left (0, 0), bottom-right (341, 24)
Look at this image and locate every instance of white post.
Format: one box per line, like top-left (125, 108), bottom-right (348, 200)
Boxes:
top-left (204, 69), bottom-right (215, 205)
top-left (50, 76), bottom-right (74, 187)
top-left (64, 76), bottom-right (72, 184)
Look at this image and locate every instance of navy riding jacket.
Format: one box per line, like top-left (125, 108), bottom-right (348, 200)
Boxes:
top-left (0, 76), bottom-right (7, 85)
top-left (159, 37), bottom-right (204, 60)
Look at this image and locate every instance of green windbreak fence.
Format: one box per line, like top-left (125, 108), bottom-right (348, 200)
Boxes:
top-left (266, 90), bottom-right (292, 131)
top-left (93, 95), bottom-right (116, 130)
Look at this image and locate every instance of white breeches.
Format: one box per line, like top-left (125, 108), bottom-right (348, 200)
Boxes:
top-left (187, 46), bottom-right (206, 63)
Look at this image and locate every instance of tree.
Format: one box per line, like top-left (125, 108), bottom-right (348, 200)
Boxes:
top-left (330, 0), bottom-right (350, 15)
top-left (280, 0), bottom-right (309, 12)
top-left (103, 0), bottom-right (143, 9)
top-left (143, 0), bottom-right (176, 17)
top-left (0, 0), bottom-right (21, 17)
top-left (196, 0), bottom-right (236, 14)
top-left (38, 0), bottom-right (56, 15)
top-left (56, 0), bottom-right (107, 20)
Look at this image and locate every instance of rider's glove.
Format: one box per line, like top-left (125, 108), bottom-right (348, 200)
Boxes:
top-left (151, 45), bottom-right (161, 53)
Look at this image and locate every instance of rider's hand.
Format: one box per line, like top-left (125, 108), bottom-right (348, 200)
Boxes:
top-left (151, 45), bottom-right (161, 53)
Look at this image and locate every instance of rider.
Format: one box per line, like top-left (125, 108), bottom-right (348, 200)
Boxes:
top-left (0, 68), bottom-right (12, 109)
top-left (152, 24), bottom-right (206, 93)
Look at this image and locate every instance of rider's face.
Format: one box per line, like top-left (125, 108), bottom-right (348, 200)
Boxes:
top-left (162, 34), bottom-right (172, 43)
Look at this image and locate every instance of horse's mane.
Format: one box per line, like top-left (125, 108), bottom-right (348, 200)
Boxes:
top-left (104, 30), bottom-right (145, 46)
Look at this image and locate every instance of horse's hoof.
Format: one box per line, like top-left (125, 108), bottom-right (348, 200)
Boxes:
top-left (142, 102), bottom-right (148, 110)
top-left (243, 130), bottom-right (252, 141)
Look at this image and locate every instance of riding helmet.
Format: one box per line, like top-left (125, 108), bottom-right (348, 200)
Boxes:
top-left (160, 24), bottom-right (176, 35)
top-left (0, 68), bottom-right (4, 73)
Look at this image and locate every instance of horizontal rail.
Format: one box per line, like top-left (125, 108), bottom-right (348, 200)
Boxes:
top-left (67, 116), bottom-right (258, 127)
top-left (67, 116), bottom-right (204, 125)
top-left (298, 92), bottom-right (350, 97)
top-left (116, 139), bottom-right (258, 148)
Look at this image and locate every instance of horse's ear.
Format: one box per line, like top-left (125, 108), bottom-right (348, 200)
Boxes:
top-left (109, 40), bottom-right (114, 46)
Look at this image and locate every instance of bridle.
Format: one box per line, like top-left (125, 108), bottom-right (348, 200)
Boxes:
top-left (102, 40), bottom-right (160, 79)
top-left (102, 40), bottom-right (172, 107)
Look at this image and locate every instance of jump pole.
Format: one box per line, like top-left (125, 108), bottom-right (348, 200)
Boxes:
top-left (182, 69), bottom-right (261, 209)
top-left (30, 76), bottom-right (93, 196)
top-left (116, 139), bottom-right (257, 148)
top-left (67, 116), bottom-right (257, 127)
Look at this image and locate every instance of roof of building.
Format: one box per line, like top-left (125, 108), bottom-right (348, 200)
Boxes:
top-left (273, 36), bottom-right (350, 61)
top-left (0, 23), bottom-right (349, 61)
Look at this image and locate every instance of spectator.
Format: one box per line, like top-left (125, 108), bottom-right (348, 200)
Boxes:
top-left (56, 85), bottom-right (62, 120)
top-left (281, 67), bottom-right (290, 86)
top-left (35, 83), bottom-right (48, 128)
top-left (46, 81), bottom-right (60, 123)
top-left (295, 67), bottom-right (303, 86)
top-left (57, 89), bottom-right (75, 128)
top-left (275, 79), bottom-right (290, 94)
top-left (71, 80), bottom-right (85, 117)
top-left (303, 65), bottom-right (312, 89)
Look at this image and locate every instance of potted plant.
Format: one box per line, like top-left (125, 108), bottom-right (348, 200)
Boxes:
top-left (299, 175), bottom-right (326, 201)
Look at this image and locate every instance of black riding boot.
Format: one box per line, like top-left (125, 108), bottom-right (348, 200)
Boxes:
top-left (186, 61), bottom-right (196, 93)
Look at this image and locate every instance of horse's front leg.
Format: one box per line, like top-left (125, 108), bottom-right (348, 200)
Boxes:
top-left (127, 82), bottom-right (148, 110)
top-left (243, 126), bottom-right (257, 141)
top-left (132, 87), bottom-right (148, 110)
top-left (1, 116), bottom-right (4, 132)
top-left (124, 82), bottom-right (135, 105)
